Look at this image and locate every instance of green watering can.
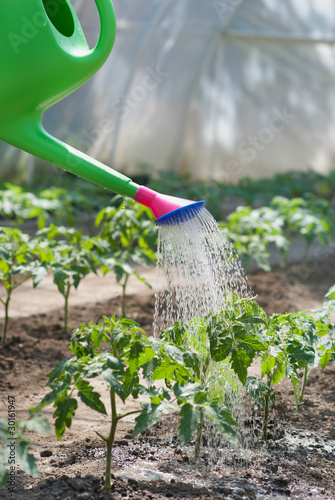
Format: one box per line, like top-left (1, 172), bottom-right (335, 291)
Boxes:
top-left (0, 0), bottom-right (204, 225)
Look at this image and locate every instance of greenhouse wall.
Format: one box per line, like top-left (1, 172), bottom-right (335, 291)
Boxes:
top-left (1, 0), bottom-right (335, 183)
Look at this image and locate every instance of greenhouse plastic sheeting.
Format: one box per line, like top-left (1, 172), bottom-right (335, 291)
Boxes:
top-left (1, 0), bottom-right (335, 182)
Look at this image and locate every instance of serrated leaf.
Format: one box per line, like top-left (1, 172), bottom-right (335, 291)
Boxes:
top-left (174, 382), bottom-right (203, 401)
top-left (179, 404), bottom-right (202, 445)
top-left (76, 380), bottom-right (107, 414)
top-left (268, 344), bottom-right (282, 357)
top-left (182, 351), bottom-right (201, 379)
top-left (133, 403), bottom-right (162, 436)
top-left (203, 403), bottom-right (238, 446)
top-left (287, 338), bottom-right (315, 366)
top-left (53, 397), bottom-right (77, 439)
top-left (47, 358), bottom-right (73, 385)
top-left (238, 314), bottom-right (265, 325)
top-left (210, 337), bottom-right (233, 362)
top-left (261, 356), bottom-right (275, 377)
top-left (152, 361), bottom-right (175, 381)
top-left (137, 347), bottom-right (155, 367)
top-left (245, 376), bottom-right (275, 406)
top-left (101, 353), bottom-right (124, 372)
top-left (36, 390), bottom-right (58, 411)
top-left (114, 265), bottom-right (125, 283)
top-left (238, 334), bottom-right (265, 355)
top-left (231, 350), bottom-right (251, 384)
top-left (320, 351), bottom-right (331, 369)
top-left (272, 362), bottom-right (285, 384)
top-left (123, 371), bottom-right (140, 400)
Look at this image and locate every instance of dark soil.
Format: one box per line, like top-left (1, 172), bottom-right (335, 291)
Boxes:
top-left (0, 255), bottom-right (335, 500)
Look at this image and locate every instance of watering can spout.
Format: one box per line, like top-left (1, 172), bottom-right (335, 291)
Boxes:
top-left (3, 114), bottom-right (205, 226)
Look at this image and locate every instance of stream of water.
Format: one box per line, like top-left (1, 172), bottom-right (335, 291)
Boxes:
top-left (154, 206), bottom-right (250, 334)
top-left (153, 206), bottom-right (255, 466)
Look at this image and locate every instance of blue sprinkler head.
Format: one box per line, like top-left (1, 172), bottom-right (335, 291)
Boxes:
top-left (155, 201), bottom-right (206, 226)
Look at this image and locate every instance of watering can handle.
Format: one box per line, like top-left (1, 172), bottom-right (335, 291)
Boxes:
top-left (83, 0), bottom-right (117, 67)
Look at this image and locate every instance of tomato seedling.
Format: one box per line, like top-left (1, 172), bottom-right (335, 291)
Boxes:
top-left (0, 228), bottom-right (49, 344)
top-left (37, 225), bottom-right (100, 330)
top-left (36, 317), bottom-right (238, 492)
top-left (95, 197), bottom-right (157, 317)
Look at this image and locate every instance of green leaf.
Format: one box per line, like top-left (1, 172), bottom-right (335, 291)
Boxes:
top-left (245, 376), bottom-right (276, 407)
top-left (32, 266), bottom-right (48, 288)
top-left (320, 351), bottom-right (331, 369)
top-left (133, 403), bottom-right (163, 436)
top-left (174, 382), bottom-right (203, 401)
top-left (100, 370), bottom-right (125, 402)
top-left (52, 268), bottom-right (67, 295)
top-left (326, 285), bottom-right (335, 300)
top-left (16, 441), bottom-right (39, 478)
top-left (53, 397), bottom-right (77, 439)
top-left (152, 361), bottom-right (176, 381)
top-left (36, 390), bottom-right (58, 411)
top-left (238, 334), bottom-right (265, 355)
top-left (164, 344), bottom-right (185, 365)
top-left (0, 467), bottom-right (7, 490)
top-left (203, 403), bottom-right (238, 446)
top-left (261, 356), bottom-right (275, 377)
top-left (47, 358), bottom-right (73, 385)
top-left (22, 413), bottom-right (51, 435)
top-left (137, 347), bottom-right (155, 367)
top-left (0, 260), bottom-right (9, 274)
top-left (231, 350), bottom-right (251, 384)
top-left (179, 404), bottom-right (202, 445)
top-left (272, 362), bottom-right (285, 384)
top-left (210, 337), bottom-right (233, 362)
top-left (286, 337), bottom-right (315, 366)
top-left (102, 353), bottom-right (124, 372)
top-left (238, 314), bottom-right (265, 325)
top-left (76, 380), bottom-right (107, 414)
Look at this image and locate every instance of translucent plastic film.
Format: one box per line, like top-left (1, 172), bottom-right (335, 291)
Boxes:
top-left (1, 0), bottom-right (335, 182)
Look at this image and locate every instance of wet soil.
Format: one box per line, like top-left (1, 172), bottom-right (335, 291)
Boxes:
top-left (0, 255), bottom-right (335, 500)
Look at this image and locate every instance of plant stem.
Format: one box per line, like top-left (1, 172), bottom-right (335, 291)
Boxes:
top-left (104, 388), bottom-right (118, 493)
top-left (299, 366), bottom-right (312, 403)
top-left (1, 273), bottom-right (32, 344)
top-left (262, 388), bottom-right (270, 441)
top-left (64, 284), bottom-right (71, 331)
top-left (2, 278), bottom-right (12, 345)
top-left (2, 288), bottom-right (11, 345)
top-left (293, 384), bottom-right (299, 414)
top-left (121, 275), bottom-right (129, 318)
top-left (194, 409), bottom-right (204, 460)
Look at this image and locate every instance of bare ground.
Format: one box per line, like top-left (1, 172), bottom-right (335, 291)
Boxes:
top-left (0, 254), bottom-right (335, 500)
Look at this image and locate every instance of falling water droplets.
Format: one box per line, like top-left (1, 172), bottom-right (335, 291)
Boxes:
top-left (154, 207), bottom-right (250, 335)
top-left (122, 196), bottom-right (128, 211)
top-left (153, 207), bottom-right (256, 467)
